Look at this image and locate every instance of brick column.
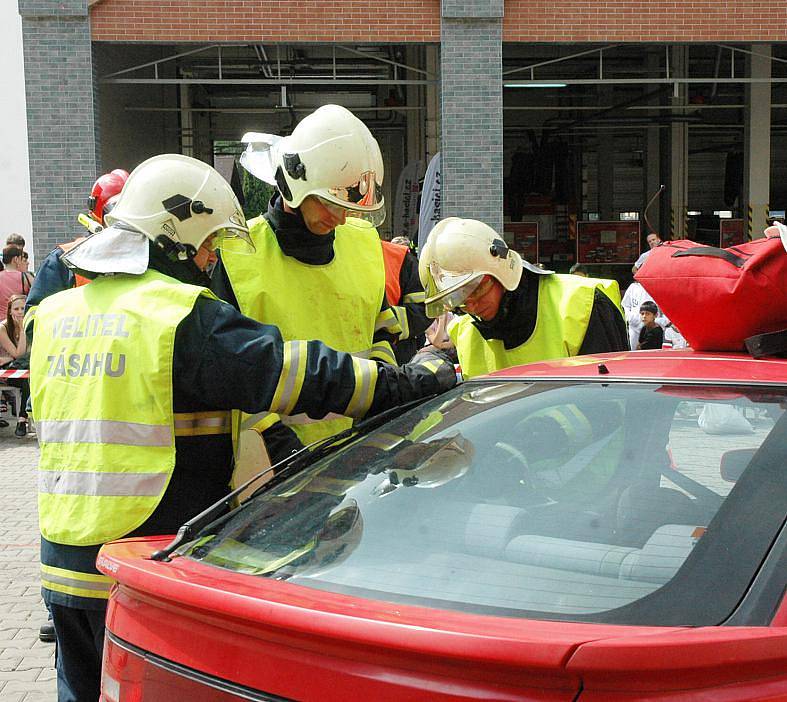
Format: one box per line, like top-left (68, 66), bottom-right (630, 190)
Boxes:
top-left (440, 0), bottom-right (503, 232)
top-left (18, 0), bottom-right (98, 264)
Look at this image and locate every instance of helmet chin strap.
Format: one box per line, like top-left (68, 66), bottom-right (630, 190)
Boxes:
top-left (153, 234), bottom-right (211, 286)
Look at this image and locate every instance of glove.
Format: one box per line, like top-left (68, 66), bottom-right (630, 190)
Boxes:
top-left (406, 350), bottom-right (458, 393)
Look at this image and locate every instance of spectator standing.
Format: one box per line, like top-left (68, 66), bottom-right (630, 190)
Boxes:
top-left (631, 232), bottom-right (662, 274)
top-left (0, 293), bottom-right (30, 436)
top-left (621, 280), bottom-right (657, 351)
top-left (663, 322), bottom-right (689, 349)
top-left (637, 301), bottom-right (664, 349)
top-left (6, 233), bottom-right (26, 249)
top-left (0, 245), bottom-right (34, 315)
top-left (569, 262), bottom-right (588, 276)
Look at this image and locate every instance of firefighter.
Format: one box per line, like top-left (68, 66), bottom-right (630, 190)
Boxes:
top-left (381, 238), bottom-right (430, 363)
top-left (24, 169), bottom-right (130, 323)
top-left (212, 104), bottom-right (407, 465)
top-left (30, 154), bottom-right (455, 702)
top-left (419, 218), bottom-right (628, 379)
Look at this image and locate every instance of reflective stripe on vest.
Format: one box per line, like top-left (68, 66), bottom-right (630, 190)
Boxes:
top-left (40, 564), bottom-right (113, 600)
top-left (449, 274), bottom-right (622, 379)
top-left (221, 216), bottom-right (386, 446)
top-left (37, 419), bottom-right (171, 446)
top-left (31, 269), bottom-right (210, 546)
top-left (38, 469), bottom-right (169, 497)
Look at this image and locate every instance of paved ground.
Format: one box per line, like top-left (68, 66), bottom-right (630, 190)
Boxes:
top-left (0, 420), bottom-right (57, 701)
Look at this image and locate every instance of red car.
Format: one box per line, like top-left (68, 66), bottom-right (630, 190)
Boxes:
top-left (98, 350), bottom-right (787, 701)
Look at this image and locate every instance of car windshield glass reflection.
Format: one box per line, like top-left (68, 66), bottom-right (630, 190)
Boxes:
top-left (185, 382), bottom-right (787, 625)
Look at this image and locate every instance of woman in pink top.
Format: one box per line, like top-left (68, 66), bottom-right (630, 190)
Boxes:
top-left (0, 245), bottom-right (33, 316)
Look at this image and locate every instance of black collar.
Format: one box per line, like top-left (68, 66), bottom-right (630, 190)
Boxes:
top-left (265, 196), bottom-right (335, 265)
top-left (472, 272), bottom-right (541, 349)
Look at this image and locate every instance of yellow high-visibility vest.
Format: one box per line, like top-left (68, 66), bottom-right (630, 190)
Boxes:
top-left (449, 274), bottom-right (622, 379)
top-left (31, 269), bottom-right (210, 545)
top-left (221, 216), bottom-right (386, 445)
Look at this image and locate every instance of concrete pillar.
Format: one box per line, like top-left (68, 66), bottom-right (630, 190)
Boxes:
top-left (744, 45), bottom-right (771, 240)
top-left (18, 0), bottom-right (98, 264)
top-left (669, 46), bottom-right (689, 240)
top-left (440, 0), bottom-right (503, 232)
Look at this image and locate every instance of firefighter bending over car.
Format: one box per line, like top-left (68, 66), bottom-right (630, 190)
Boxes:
top-left (419, 218), bottom-right (629, 378)
top-left (30, 154), bottom-right (456, 702)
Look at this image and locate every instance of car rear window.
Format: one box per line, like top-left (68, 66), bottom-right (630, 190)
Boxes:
top-left (186, 381), bottom-right (787, 626)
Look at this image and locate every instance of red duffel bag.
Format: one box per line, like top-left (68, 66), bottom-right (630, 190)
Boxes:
top-left (635, 232), bottom-right (787, 351)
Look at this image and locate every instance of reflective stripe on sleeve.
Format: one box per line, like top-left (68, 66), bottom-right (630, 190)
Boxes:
top-left (280, 412), bottom-right (344, 426)
top-left (374, 307), bottom-right (402, 335)
top-left (403, 291), bottom-right (426, 304)
top-left (367, 341), bottom-right (397, 365)
top-left (269, 340), bottom-right (307, 417)
top-left (37, 419), bottom-right (172, 447)
top-left (418, 359), bottom-right (442, 374)
top-left (23, 306), bottom-right (37, 331)
top-left (38, 470), bottom-right (170, 497)
top-left (344, 356), bottom-right (378, 418)
top-left (393, 305), bottom-right (410, 340)
top-left (174, 411), bottom-right (231, 436)
top-left (240, 411), bottom-right (282, 433)
top-left (40, 564), bottom-right (113, 600)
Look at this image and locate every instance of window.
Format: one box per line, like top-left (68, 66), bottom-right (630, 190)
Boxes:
top-left (187, 382), bottom-right (787, 626)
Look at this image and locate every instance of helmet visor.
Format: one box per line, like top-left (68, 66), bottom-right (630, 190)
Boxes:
top-left (317, 197), bottom-right (386, 228)
top-left (208, 211), bottom-right (255, 252)
top-left (318, 170), bottom-right (385, 227)
top-left (423, 263), bottom-right (484, 316)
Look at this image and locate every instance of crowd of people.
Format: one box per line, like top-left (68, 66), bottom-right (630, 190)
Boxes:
top-left (0, 233), bottom-right (33, 435)
top-left (5, 102), bottom-right (673, 702)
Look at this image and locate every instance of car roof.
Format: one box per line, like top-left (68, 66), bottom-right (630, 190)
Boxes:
top-left (484, 349), bottom-right (787, 386)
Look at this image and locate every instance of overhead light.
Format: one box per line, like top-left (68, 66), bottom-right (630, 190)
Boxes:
top-left (687, 210), bottom-right (702, 216)
top-left (504, 83), bottom-right (567, 89)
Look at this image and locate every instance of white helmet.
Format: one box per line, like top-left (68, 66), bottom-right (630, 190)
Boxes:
top-left (240, 105), bottom-right (385, 227)
top-left (419, 218), bottom-right (551, 317)
top-left (105, 154), bottom-right (250, 260)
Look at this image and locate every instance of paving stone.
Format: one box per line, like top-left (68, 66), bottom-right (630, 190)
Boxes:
top-left (0, 435), bottom-right (56, 697)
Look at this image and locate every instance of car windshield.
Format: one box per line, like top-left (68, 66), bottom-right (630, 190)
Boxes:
top-left (185, 380), bottom-right (787, 626)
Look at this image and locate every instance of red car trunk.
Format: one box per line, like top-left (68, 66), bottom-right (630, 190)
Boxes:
top-left (98, 536), bottom-right (787, 702)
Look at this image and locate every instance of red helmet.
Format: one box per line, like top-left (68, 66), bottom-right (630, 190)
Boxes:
top-left (88, 170), bottom-right (128, 225)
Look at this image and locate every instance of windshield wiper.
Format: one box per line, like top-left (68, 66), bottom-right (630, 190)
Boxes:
top-left (150, 395), bottom-right (435, 562)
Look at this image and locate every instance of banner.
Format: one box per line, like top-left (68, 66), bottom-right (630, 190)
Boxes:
top-left (417, 152), bottom-right (441, 256)
top-left (393, 159), bottom-right (424, 242)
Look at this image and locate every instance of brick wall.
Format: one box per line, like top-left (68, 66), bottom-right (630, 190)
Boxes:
top-left (90, 0), bottom-right (441, 42)
top-left (90, 0), bottom-right (787, 43)
top-left (441, 11), bottom-right (503, 232)
top-left (19, 0), bottom-right (98, 265)
top-left (503, 0), bottom-right (787, 42)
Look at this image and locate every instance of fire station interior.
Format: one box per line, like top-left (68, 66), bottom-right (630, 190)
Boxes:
top-left (95, 41), bottom-right (787, 282)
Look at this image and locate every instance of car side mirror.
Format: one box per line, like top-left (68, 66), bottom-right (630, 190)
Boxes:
top-left (720, 448), bottom-right (756, 482)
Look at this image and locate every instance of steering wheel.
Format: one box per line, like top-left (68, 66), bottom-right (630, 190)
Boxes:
top-left (491, 441), bottom-right (538, 491)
